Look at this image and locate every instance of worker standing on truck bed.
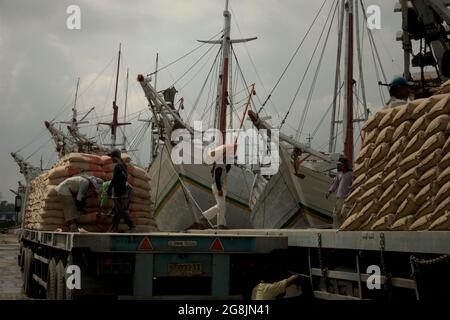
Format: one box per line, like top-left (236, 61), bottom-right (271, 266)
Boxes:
top-left (386, 76), bottom-right (412, 108)
top-left (199, 162), bottom-right (231, 230)
top-left (55, 175), bottom-right (103, 232)
top-left (326, 157), bottom-right (354, 228)
top-left (107, 149), bottom-right (136, 233)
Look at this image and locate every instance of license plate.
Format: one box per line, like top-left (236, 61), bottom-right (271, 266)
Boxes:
top-left (168, 263), bottom-right (202, 277)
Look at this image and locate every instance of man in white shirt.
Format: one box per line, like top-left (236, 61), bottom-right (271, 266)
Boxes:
top-left (386, 76), bottom-right (412, 108)
top-left (55, 175), bottom-right (103, 232)
top-left (251, 274), bottom-right (300, 300)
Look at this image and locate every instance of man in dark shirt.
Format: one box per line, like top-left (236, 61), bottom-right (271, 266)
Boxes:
top-left (107, 149), bottom-right (135, 232)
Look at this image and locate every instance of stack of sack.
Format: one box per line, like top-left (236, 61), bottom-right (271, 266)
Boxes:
top-left (23, 152), bottom-right (158, 233)
top-left (341, 94), bottom-right (450, 231)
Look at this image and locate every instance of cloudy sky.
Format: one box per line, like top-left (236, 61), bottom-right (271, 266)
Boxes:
top-left (0, 0), bottom-right (406, 201)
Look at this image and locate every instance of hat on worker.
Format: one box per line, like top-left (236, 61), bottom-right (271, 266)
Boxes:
top-left (87, 176), bottom-right (104, 193)
top-left (389, 76), bottom-right (413, 89)
top-left (107, 148), bottom-right (121, 159)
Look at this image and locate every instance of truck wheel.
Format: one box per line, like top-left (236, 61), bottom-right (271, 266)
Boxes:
top-left (47, 259), bottom-right (57, 300)
top-left (56, 261), bottom-right (66, 300)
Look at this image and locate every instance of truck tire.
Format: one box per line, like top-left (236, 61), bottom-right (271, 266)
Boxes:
top-left (47, 258), bottom-right (57, 300)
top-left (56, 261), bottom-right (66, 300)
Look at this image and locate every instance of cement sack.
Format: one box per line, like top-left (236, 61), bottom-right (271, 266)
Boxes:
top-left (379, 200), bottom-right (399, 218)
top-left (359, 186), bottom-right (383, 207)
top-left (128, 166), bottom-right (151, 181)
top-left (379, 182), bottom-right (402, 206)
top-left (402, 131), bottom-right (426, 158)
top-left (354, 159), bottom-right (369, 177)
top-left (418, 167), bottom-right (441, 187)
top-left (418, 132), bottom-right (447, 159)
top-left (392, 105), bottom-right (410, 127)
top-left (427, 94), bottom-right (450, 119)
top-left (375, 127), bottom-right (395, 145)
top-left (397, 167), bottom-right (421, 186)
top-left (379, 107), bottom-right (402, 129)
top-left (416, 199), bottom-right (437, 219)
top-left (131, 187), bottom-right (151, 200)
top-left (100, 154), bottom-right (132, 166)
top-left (129, 203), bottom-right (151, 212)
top-left (390, 215), bottom-right (415, 231)
top-left (130, 197), bottom-right (153, 206)
top-left (344, 201), bottom-right (364, 218)
top-left (437, 165), bottom-right (450, 186)
top-left (408, 114), bottom-right (430, 139)
top-left (444, 134), bottom-right (450, 152)
top-left (435, 180), bottom-right (450, 204)
top-left (364, 129), bottom-right (380, 147)
top-left (355, 144), bottom-right (375, 165)
top-left (384, 154), bottom-right (401, 177)
top-left (43, 201), bottom-right (63, 211)
top-left (396, 195), bottom-right (419, 218)
top-left (370, 143), bottom-right (390, 166)
top-left (411, 96), bottom-right (445, 119)
top-left (387, 136), bottom-right (408, 159)
top-left (409, 213), bottom-right (435, 231)
top-left (394, 179), bottom-right (419, 205)
top-left (48, 177), bottom-right (65, 186)
top-left (371, 214), bottom-right (395, 231)
top-left (64, 153), bottom-right (103, 165)
top-left (362, 110), bottom-right (389, 133)
top-left (364, 172), bottom-right (384, 190)
top-left (368, 159), bottom-right (386, 176)
top-left (429, 212), bottom-right (450, 230)
top-left (425, 114), bottom-right (450, 137)
top-left (393, 121), bottom-right (413, 141)
top-left (439, 149), bottom-right (450, 168)
top-left (398, 151), bottom-right (421, 173)
top-left (340, 212), bottom-right (368, 231)
top-left (352, 173), bottom-right (366, 189)
top-left (435, 81), bottom-right (450, 94)
top-left (419, 149), bottom-right (443, 173)
top-left (434, 197), bottom-right (450, 215)
top-left (359, 214), bottom-right (378, 231)
top-left (414, 182), bottom-right (439, 205)
top-left (381, 169), bottom-right (402, 189)
top-left (128, 176), bottom-right (151, 191)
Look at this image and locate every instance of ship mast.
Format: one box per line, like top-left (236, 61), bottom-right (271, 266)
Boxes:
top-left (99, 43), bottom-right (131, 148)
top-left (343, 0), bottom-right (354, 166)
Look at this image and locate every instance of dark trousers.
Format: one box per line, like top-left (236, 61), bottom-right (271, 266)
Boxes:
top-left (110, 197), bottom-right (135, 231)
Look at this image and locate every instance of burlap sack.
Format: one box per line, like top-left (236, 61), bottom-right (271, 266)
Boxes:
top-left (387, 136), bottom-right (408, 159)
top-left (427, 94), bottom-right (450, 119)
top-left (393, 121), bottom-right (413, 141)
top-left (364, 172), bottom-right (384, 190)
top-left (390, 215), bottom-right (415, 231)
top-left (396, 194), bottom-right (419, 218)
top-left (429, 212), bottom-right (450, 230)
top-left (435, 180), bottom-right (450, 204)
top-left (416, 199), bottom-right (437, 219)
top-left (382, 169), bottom-right (402, 189)
top-left (414, 182), bottom-right (439, 205)
top-left (384, 154), bottom-right (401, 176)
top-left (437, 165), bottom-right (450, 187)
top-left (379, 200), bottom-right (399, 218)
top-left (409, 213), bottom-right (435, 230)
top-left (375, 127), bottom-right (395, 145)
top-left (394, 179), bottom-right (419, 205)
top-left (418, 132), bottom-right (447, 159)
top-left (419, 149), bottom-right (442, 173)
top-left (398, 151), bottom-right (421, 173)
top-left (439, 148), bottom-right (450, 168)
top-left (380, 182), bottom-right (402, 206)
top-left (417, 167), bottom-right (441, 187)
top-left (356, 143), bottom-right (375, 165)
top-left (371, 214), bottom-right (395, 231)
top-left (408, 114), bottom-right (430, 139)
top-left (370, 143), bottom-right (390, 166)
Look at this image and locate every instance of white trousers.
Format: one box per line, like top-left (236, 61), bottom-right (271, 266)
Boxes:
top-left (202, 184), bottom-right (227, 226)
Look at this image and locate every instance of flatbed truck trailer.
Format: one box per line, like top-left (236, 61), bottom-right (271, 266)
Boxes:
top-left (19, 228), bottom-right (450, 300)
top-left (18, 229), bottom-right (288, 299)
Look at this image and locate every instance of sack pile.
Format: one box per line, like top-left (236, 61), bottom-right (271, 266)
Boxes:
top-left (341, 94), bottom-right (450, 231)
top-left (23, 152), bottom-right (158, 233)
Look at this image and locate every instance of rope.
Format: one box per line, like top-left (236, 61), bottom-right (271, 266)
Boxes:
top-left (258, 0), bottom-right (328, 114)
top-left (280, 0), bottom-right (337, 130)
top-left (148, 29), bottom-right (223, 76)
